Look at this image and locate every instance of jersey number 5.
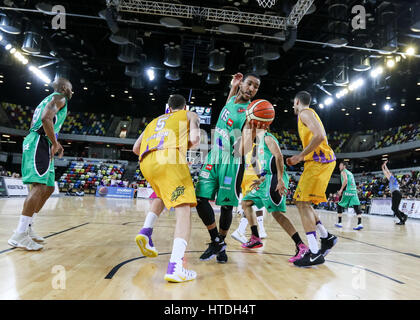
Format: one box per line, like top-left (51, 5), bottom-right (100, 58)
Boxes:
top-left (221, 109), bottom-right (230, 122)
top-left (155, 116), bottom-right (170, 132)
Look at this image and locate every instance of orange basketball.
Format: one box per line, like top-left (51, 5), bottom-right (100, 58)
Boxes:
top-left (246, 99), bottom-right (275, 129)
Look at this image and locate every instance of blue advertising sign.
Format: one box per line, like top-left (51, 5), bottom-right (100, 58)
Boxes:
top-left (95, 186), bottom-right (134, 199)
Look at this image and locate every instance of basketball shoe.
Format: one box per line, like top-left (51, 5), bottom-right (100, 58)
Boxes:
top-left (164, 261), bottom-right (197, 283)
top-left (199, 240), bottom-right (226, 261)
top-left (28, 226), bottom-right (45, 242)
top-left (231, 229), bottom-right (247, 244)
top-left (216, 248), bottom-right (228, 264)
top-left (241, 235), bottom-right (263, 249)
top-left (8, 231), bottom-right (43, 251)
top-left (335, 223), bottom-right (343, 228)
top-left (135, 228), bottom-right (158, 258)
top-left (293, 250), bottom-right (325, 267)
top-left (320, 233), bottom-right (338, 257)
top-left (288, 243), bottom-right (309, 263)
top-left (353, 224), bottom-right (364, 231)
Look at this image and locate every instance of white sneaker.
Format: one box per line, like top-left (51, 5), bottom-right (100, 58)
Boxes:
top-left (28, 226), bottom-right (45, 242)
top-left (8, 231), bottom-right (44, 251)
top-left (259, 229), bottom-right (267, 239)
top-left (231, 229), bottom-right (248, 244)
top-left (164, 261), bottom-right (197, 283)
top-left (258, 222), bottom-right (267, 239)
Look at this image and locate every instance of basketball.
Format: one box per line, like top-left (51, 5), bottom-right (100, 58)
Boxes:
top-left (98, 186), bottom-right (108, 196)
top-left (246, 99), bottom-right (275, 129)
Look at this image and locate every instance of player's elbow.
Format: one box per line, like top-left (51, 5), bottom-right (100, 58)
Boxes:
top-left (314, 134), bottom-right (324, 144)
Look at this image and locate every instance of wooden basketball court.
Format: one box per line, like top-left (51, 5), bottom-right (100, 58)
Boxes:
top-left (0, 196), bottom-right (419, 300)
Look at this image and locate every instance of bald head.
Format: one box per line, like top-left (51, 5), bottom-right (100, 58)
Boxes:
top-left (52, 77), bottom-right (73, 100)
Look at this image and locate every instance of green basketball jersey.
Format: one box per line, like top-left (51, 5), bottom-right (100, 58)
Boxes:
top-left (342, 168), bottom-right (357, 195)
top-left (211, 96), bottom-right (249, 163)
top-left (30, 92), bottom-right (68, 142)
top-left (255, 132), bottom-right (286, 175)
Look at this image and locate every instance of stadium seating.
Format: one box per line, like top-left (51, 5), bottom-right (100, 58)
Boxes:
top-left (373, 123), bottom-right (420, 150)
top-left (58, 161), bottom-right (126, 192)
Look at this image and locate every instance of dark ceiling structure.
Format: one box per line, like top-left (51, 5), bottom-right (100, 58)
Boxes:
top-left (0, 0), bottom-right (420, 131)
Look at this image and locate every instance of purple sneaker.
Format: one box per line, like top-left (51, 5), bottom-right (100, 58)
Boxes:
top-left (135, 228), bottom-right (158, 258)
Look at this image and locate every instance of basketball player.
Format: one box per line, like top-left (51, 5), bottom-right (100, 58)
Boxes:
top-left (286, 91), bottom-right (337, 267)
top-left (195, 72), bottom-right (260, 263)
top-left (133, 94), bottom-right (201, 282)
top-left (381, 160), bottom-right (408, 225)
top-left (231, 143), bottom-right (267, 244)
top-left (8, 78), bottom-right (72, 251)
top-left (335, 161), bottom-right (363, 230)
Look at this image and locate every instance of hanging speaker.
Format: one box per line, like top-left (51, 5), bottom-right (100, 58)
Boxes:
top-left (208, 49), bottom-right (226, 72)
top-left (252, 56), bottom-right (268, 76)
top-left (22, 31), bottom-right (43, 54)
top-left (131, 76), bottom-right (144, 89)
top-left (118, 43), bottom-right (138, 63)
top-left (206, 73), bottom-right (220, 85)
top-left (0, 13), bottom-right (21, 34)
top-left (165, 69), bottom-right (181, 81)
top-left (164, 45), bottom-right (182, 68)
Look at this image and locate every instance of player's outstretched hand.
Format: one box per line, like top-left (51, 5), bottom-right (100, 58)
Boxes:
top-left (231, 73), bottom-right (243, 88)
top-left (51, 142), bottom-right (64, 159)
top-left (275, 178), bottom-right (287, 197)
top-left (250, 176), bottom-right (265, 191)
top-left (286, 154), bottom-right (304, 166)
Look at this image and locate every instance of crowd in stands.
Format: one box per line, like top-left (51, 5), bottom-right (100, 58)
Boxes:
top-left (58, 161), bottom-right (128, 193)
top-left (0, 165), bottom-right (20, 178)
top-left (373, 123), bottom-right (420, 150)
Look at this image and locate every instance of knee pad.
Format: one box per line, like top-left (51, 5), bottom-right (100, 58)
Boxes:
top-left (219, 205), bottom-right (233, 231)
top-left (196, 197), bottom-right (215, 226)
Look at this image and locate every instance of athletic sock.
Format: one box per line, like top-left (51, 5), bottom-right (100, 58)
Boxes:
top-left (306, 231), bottom-right (319, 254)
top-left (143, 211), bottom-right (158, 229)
top-left (16, 215), bottom-right (32, 234)
top-left (238, 217), bottom-right (248, 234)
top-left (357, 217), bottom-right (362, 225)
top-left (257, 215), bottom-right (264, 224)
top-left (291, 232), bottom-right (303, 246)
top-left (209, 227), bottom-right (220, 242)
top-left (218, 233), bottom-right (226, 243)
top-left (338, 216), bottom-right (342, 224)
top-left (250, 225), bottom-right (259, 238)
top-left (316, 221), bottom-right (328, 238)
top-left (29, 213), bottom-right (37, 227)
top-left (169, 238), bottom-right (187, 265)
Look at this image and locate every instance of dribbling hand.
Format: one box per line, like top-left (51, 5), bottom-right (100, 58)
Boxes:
top-left (51, 142), bottom-right (64, 159)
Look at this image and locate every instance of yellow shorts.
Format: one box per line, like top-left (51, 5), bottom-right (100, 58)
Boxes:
top-left (293, 160), bottom-right (336, 205)
top-left (241, 173), bottom-right (259, 196)
top-left (140, 149), bottom-right (197, 209)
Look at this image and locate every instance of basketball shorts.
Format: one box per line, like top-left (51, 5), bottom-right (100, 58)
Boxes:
top-left (243, 171), bottom-right (289, 213)
top-left (195, 151), bottom-right (245, 207)
top-left (293, 160), bottom-right (336, 205)
top-left (140, 149), bottom-right (197, 209)
top-left (241, 173), bottom-right (259, 197)
top-left (339, 192), bottom-right (360, 208)
top-left (21, 132), bottom-right (55, 187)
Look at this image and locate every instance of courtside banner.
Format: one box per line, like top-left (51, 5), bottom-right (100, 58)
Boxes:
top-left (370, 198), bottom-right (420, 219)
top-left (137, 187), bottom-right (154, 199)
top-left (96, 186), bottom-right (134, 199)
top-left (3, 177), bottom-right (29, 196)
top-left (0, 177), bottom-right (7, 197)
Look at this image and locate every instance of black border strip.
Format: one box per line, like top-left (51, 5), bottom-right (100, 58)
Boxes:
top-left (104, 250), bottom-right (404, 284)
top-left (0, 222), bottom-right (90, 255)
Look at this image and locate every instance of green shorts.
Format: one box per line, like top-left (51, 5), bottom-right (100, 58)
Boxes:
top-left (21, 132), bottom-right (55, 187)
top-left (338, 192), bottom-right (360, 208)
top-left (195, 151), bottom-right (244, 207)
top-left (243, 171), bottom-right (289, 213)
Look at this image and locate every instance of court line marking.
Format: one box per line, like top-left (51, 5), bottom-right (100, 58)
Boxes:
top-left (336, 235), bottom-right (420, 259)
top-left (104, 250), bottom-right (404, 284)
top-left (0, 222), bottom-right (90, 255)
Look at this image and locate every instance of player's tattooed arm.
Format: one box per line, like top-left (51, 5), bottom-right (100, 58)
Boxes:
top-left (42, 94), bottom-right (66, 158)
top-left (188, 111), bottom-right (201, 149)
top-left (133, 131), bottom-right (144, 156)
top-left (265, 135), bottom-right (287, 196)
